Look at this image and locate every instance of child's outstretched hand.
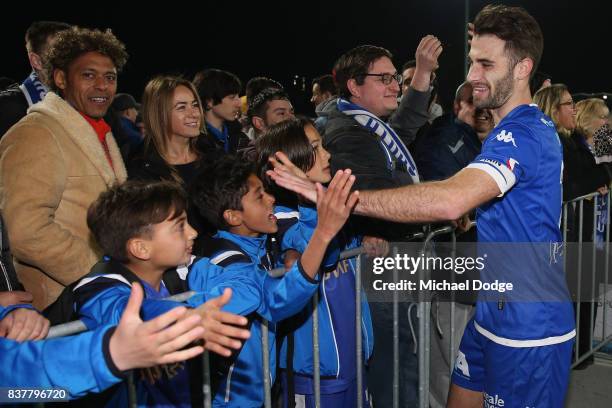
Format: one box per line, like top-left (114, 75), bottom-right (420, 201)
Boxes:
top-left (314, 169), bottom-right (359, 242)
top-left (109, 283), bottom-right (205, 371)
top-left (191, 288), bottom-right (251, 357)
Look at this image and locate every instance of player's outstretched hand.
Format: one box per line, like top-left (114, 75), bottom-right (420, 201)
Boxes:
top-left (268, 151), bottom-right (318, 203)
top-left (109, 283), bottom-right (205, 371)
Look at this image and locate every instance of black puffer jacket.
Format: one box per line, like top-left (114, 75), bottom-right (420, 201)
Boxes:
top-left (561, 131), bottom-right (611, 243)
top-left (203, 120), bottom-right (251, 154)
top-left (0, 84), bottom-right (28, 139)
top-left (322, 87), bottom-right (431, 240)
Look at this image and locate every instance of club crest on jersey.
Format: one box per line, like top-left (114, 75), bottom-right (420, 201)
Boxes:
top-left (495, 130), bottom-right (517, 147)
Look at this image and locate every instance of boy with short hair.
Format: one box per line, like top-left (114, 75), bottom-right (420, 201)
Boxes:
top-left (189, 155), bottom-right (358, 407)
top-left (73, 180), bottom-right (251, 407)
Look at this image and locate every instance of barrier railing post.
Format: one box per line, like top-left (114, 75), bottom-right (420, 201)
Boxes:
top-left (591, 195), bottom-right (598, 355)
top-left (261, 320), bottom-right (272, 408)
top-left (449, 230), bottom-right (457, 374)
top-left (356, 254), bottom-right (363, 408)
top-left (417, 256), bottom-right (426, 408)
top-left (312, 291), bottom-right (321, 408)
top-left (423, 243), bottom-right (431, 408)
top-left (563, 202), bottom-right (568, 276)
top-left (605, 191), bottom-right (611, 351)
top-left (202, 351), bottom-right (212, 408)
top-left (576, 199), bottom-right (584, 362)
top-left (392, 246), bottom-right (399, 408)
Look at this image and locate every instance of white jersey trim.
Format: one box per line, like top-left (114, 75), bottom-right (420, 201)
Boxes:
top-left (73, 274), bottom-right (132, 291)
top-left (211, 251), bottom-right (246, 265)
top-left (274, 211), bottom-right (299, 220)
top-left (474, 321), bottom-right (576, 348)
top-left (467, 161), bottom-right (516, 197)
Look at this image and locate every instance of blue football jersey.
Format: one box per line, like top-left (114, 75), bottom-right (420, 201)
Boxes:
top-left (466, 104), bottom-right (575, 344)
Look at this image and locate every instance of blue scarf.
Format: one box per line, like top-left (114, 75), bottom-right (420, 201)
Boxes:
top-left (336, 98), bottom-right (419, 183)
top-left (19, 71), bottom-right (47, 106)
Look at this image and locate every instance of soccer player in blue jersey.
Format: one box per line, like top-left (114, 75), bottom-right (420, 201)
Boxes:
top-left (269, 4), bottom-right (574, 407)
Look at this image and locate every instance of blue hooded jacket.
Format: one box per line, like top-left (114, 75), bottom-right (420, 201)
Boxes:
top-left (188, 227), bottom-right (322, 407)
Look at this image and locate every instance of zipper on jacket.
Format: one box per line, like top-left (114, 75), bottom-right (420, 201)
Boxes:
top-left (0, 229), bottom-right (11, 290)
top-left (0, 260), bottom-right (11, 291)
top-left (224, 363), bottom-right (235, 402)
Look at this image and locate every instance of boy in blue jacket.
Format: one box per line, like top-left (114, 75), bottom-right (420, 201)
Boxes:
top-left (188, 155), bottom-right (358, 407)
top-left (71, 181), bottom-right (251, 407)
top-left (0, 283), bottom-right (207, 399)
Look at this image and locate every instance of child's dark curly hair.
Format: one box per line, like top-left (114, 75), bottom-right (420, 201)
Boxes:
top-left (190, 155), bottom-right (255, 231)
top-left (44, 26), bottom-right (128, 93)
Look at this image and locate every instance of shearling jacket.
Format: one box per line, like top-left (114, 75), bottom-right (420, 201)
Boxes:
top-left (0, 92), bottom-right (127, 309)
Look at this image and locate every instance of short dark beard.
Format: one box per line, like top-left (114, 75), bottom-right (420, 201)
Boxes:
top-left (475, 66), bottom-right (514, 110)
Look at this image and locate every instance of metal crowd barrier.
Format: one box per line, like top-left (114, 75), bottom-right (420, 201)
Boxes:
top-left (41, 199), bottom-right (612, 408)
top-left (563, 190), bottom-right (612, 368)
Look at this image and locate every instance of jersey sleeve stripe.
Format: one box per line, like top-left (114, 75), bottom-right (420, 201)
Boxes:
top-left (467, 161), bottom-right (516, 197)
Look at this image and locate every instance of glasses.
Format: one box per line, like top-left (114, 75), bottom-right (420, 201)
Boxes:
top-left (558, 100), bottom-right (576, 109)
top-left (359, 72), bottom-right (403, 85)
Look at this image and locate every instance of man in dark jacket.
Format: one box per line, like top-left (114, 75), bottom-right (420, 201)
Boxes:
top-left (0, 21), bottom-right (70, 138)
top-left (414, 82), bottom-right (493, 182)
top-left (193, 69), bottom-right (250, 154)
top-left (321, 36), bottom-right (441, 408)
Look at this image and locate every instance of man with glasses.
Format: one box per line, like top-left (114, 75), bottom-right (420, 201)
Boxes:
top-left (320, 37), bottom-right (441, 407)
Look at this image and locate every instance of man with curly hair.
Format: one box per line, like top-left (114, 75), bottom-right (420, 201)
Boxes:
top-left (0, 26), bottom-right (129, 309)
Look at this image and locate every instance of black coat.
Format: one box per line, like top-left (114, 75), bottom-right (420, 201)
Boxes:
top-left (0, 84), bottom-right (28, 139)
top-left (127, 140), bottom-right (221, 237)
top-left (561, 132), bottom-right (611, 242)
top-left (203, 120), bottom-right (250, 155)
top-left (413, 113), bottom-right (482, 181)
top-left (323, 104), bottom-right (425, 241)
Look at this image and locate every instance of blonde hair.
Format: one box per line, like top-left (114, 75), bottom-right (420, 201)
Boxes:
top-left (576, 98), bottom-right (609, 138)
top-left (142, 76), bottom-right (204, 181)
top-left (533, 83), bottom-right (572, 137)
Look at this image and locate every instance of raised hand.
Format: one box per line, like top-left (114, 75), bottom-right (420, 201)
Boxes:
top-left (411, 35), bottom-right (443, 91)
top-left (191, 288), bottom-right (251, 357)
top-left (314, 169), bottom-right (359, 242)
top-left (109, 283), bottom-right (205, 371)
top-left (467, 22), bottom-right (474, 46)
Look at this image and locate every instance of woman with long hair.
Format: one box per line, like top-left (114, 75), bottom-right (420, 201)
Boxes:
top-left (534, 84), bottom-right (609, 200)
top-left (128, 75), bottom-right (215, 236)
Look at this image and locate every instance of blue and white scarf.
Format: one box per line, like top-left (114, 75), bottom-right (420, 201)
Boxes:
top-left (337, 98), bottom-right (419, 183)
top-left (19, 71), bottom-right (48, 106)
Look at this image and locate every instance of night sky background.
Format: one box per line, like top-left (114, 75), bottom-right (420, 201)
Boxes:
top-left (1, 0), bottom-right (609, 114)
